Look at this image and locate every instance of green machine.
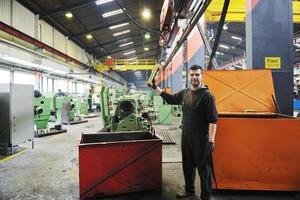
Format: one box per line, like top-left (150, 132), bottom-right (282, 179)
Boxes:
top-left (171, 105), bottom-right (182, 117)
top-left (100, 87), bottom-right (151, 132)
top-left (34, 95), bottom-right (67, 137)
top-left (61, 96), bottom-right (88, 125)
top-left (78, 97), bottom-right (89, 116)
top-left (34, 96), bottom-right (51, 129)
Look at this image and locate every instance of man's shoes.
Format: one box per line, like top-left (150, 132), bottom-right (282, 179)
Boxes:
top-left (176, 191), bottom-right (195, 199)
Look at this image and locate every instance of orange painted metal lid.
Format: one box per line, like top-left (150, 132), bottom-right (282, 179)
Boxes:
top-left (203, 70), bottom-right (277, 113)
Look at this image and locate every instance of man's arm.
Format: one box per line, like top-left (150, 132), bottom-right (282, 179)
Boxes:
top-left (208, 123), bottom-right (217, 143)
top-left (156, 86), bottom-right (184, 105)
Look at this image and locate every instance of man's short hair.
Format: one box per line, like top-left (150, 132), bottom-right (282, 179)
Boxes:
top-left (189, 65), bottom-right (203, 72)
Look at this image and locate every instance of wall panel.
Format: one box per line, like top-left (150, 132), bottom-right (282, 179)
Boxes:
top-left (40, 20), bottom-right (53, 47)
top-left (0, 0), bottom-right (11, 25)
top-left (53, 29), bottom-right (66, 53)
top-left (12, 1), bottom-right (35, 37)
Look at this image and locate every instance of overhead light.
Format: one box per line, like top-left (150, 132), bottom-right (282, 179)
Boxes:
top-left (216, 51), bottom-right (224, 55)
top-left (223, 23), bottom-right (228, 30)
top-left (144, 32), bottom-right (150, 39)
top-left (142, 8), bottom-right (151, 20)
top-left (109, 22), bottom-right (129, 30)
top-left (113, 29), bottom-right (130, 36)
top-left (119, 41), bottom-right (133, 47)
top-left (107, 56), bottom-right (112, 58)
top-left (219, 44), bottom-right (230, 49)
top-left (1, 56), bottom-right (52, 71)
top-left (65, 12), bottom-right (73, 18)
top-left (52, 70), bottom-right (67, 75)
top-left (95, 0), bottom-right (113, 5)
top-left (296, 49), bottom-right (300, 52)
top-left (102, 9), bottom-right (123, 18)
top-left (86, 34), bottom-right (93, 39)
top-left (128, 56), bottom-right (137, 60)
top-left (144, 47), bottom-right (149, 51)
top-left (124, 50), bottom-right (136, 55)
top-left (231, 36), bottom-right (242, 40)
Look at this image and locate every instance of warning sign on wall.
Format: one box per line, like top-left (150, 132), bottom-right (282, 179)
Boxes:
top-left (265, 57), bottom-right (281, 69)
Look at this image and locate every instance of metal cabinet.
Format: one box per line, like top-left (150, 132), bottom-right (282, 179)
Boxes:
top-left (0, 84), bottom-right (34, 155)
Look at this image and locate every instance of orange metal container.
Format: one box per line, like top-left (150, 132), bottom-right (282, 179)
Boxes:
top-left (203, 70), bottom-right (300, 191)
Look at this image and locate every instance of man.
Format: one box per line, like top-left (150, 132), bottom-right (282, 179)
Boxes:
top-left (149, 65), bottom-right (218, 200)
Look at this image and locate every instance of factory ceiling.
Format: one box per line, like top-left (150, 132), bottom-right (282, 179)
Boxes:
top-left (18, 0), bottom-right (163, 61)
top-left (17, 0), bottom-right (300, 87)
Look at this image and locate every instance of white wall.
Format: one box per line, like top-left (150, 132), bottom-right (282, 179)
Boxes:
top-left (0, 0), bottom-right (11, 25)
top-left (12, 1), bottom-right (35, 37)
top-left (39, 20), bottom-right (53, 46)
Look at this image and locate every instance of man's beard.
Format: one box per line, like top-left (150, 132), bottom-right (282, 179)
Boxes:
top-left (191, 80), bottom-right (200, 87)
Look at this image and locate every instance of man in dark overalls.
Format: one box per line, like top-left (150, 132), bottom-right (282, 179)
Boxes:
top-left (150, 65), bottom-right (218, 200)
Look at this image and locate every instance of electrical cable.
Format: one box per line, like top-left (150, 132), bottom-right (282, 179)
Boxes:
top-left (207, 0), bottom-right (230, 70)
top-left (114, 0), bottom-right (163, 38)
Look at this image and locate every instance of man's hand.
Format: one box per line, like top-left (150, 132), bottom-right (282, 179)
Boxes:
top-left (207, 142), bottom-right (215, 152)
top-left (147, 79), bottom-right (157, 90)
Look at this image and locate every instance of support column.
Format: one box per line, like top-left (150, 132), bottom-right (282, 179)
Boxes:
top-left (246, 0), bottom-right (294, 115)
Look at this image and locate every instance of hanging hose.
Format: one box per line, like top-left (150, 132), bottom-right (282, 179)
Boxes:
top-left (114, 0), bottom-right (163, 38)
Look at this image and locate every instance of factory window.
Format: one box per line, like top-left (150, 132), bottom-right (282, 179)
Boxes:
top-left (53, 79), bottom-right (58, 92)
top-left (14, 71), bottom-right (35, 87)
top-left (48, 78), bottom-right (53, 93)
top-left (42, 77), bottom-right (48, 93)
top-left (0, 69), bottom-right (10, 83)
top-left (77, 83), bottom-right (84, 94)
top-left (57, 79), bottom-right (67, 93)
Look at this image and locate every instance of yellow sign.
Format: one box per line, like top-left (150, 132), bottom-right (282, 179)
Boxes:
top-left (265, 57), bottom-right (281, 69)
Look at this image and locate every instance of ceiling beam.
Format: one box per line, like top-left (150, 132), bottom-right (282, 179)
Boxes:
top-left (98, 40), bottom-right (158, 58)
top-left (40, 0), bottom-right (95, 19)
top-left (91, 33), bottom-right (142, 49)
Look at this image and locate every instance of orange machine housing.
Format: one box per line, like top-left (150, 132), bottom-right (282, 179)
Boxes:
top-left (203, 70), bottom-right (300, 191)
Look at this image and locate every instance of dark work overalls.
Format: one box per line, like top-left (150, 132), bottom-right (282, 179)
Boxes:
top-left (161, 87), bottom-right (218, 200)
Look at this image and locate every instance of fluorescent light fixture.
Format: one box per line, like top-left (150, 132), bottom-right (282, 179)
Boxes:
top-left (1, 56), bottom-right (52, 71)
top-left (109, 22), bottom-right (129, 30)
top-left (144, 32), bottom-right (150, 39)
top-left (86, 34), bottom-right (93, 39)
top-left (107, 56), bottom-right (112, 58)
top-left (119, 41), bottom-right (133, 47)
top-left (52, 70), bottom-right (67, 75)
top-left (102, 9), bottom-right (123, 18)
top-left (231, 36), bottom-right (242, 40)
top-left (124, 50), bottom-right (136, 55)
top-left (142, 8), bottom-right (151, 20)
top-left (65, 12), bottom-right (73, 18)
top-left (95, 0), bottom-right (113, 5)
top-left (216, 51), bottom-right (224, 55)
top-left (144, 47), bottom-right (149, 51)
top-left (223, 23), bottom-right (228, 30)
top-left (128, 57), bottom-right (137, 60)
top-left (113, 29), bottom-right (130, 36)
top-left (219, 44), bottom-right (230, 49)
top-left (296, 49), bottom-right (300, 52)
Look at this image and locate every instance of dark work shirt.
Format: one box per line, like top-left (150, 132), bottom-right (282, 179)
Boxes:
top-left (161, 87), bottom-right (218, 135)
top-left (161, 87), bottom-right (218, 166)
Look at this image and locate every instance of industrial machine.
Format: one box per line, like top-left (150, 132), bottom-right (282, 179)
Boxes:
top-left (203, 70), bottom-right (300, 191)
top-left (171, 105), bottom-right (182, 117)
top-left (61, 96), bottom-right (88, 125)
top-left (34, 94), bottom-right (67, 137)
top-left (100, 87), bottom-right (152, 132)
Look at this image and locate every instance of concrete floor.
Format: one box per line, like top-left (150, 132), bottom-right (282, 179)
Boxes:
top-left (0, 117), bottom-right (299, 200)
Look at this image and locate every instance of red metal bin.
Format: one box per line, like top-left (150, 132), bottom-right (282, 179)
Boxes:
top-left (79, 131), bottom-right (162, 199)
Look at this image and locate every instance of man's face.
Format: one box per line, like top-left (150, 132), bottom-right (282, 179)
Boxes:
top-left (189, 69), bottom-right (203, 87)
